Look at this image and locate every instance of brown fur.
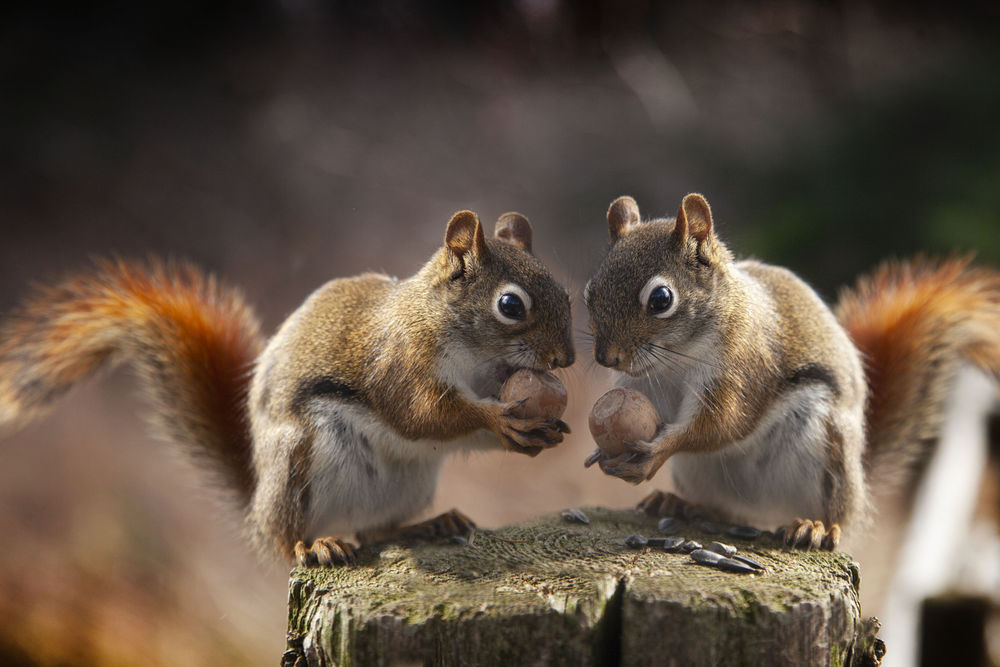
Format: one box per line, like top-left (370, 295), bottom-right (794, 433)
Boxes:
top-left (0, 259), bottom-right (263, 502)
top-left (590, 196), bottom-right (861, 457)
top-left (589, 193), bottom-right (1000, 544)
top-left (836, 256), bottom-right (1000, 484)
top-left (258, 217), bottom-right (573, 445)
top-left (246, 210), bottom-right (573, 560)
top-left (587, 194), bottom-right (868, 540)
top-left (0, 209), bottom-right (573, 565)
top-left (0, 210), bottom-right (574, 564)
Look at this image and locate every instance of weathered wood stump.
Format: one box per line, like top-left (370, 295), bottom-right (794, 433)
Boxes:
top-left (284, 507), bottom-right (883, 666)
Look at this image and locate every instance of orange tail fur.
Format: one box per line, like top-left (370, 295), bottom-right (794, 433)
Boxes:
top-left (0, 259), bottom-right (263, 503)
top-left (836, 256), bottom-right (1000, 485)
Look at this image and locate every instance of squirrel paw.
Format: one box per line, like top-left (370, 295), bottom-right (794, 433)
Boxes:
top-left (777, 518), bottom-right (841, 551)
top-left (399, 509), bottom-right (477, 540)
top-left (358, 509), bottom-right (477, 546)
top-left (498, 403), bottom-right (570, 456)
top-left (636, 490), bottom-right (711, 520)
top-left (586, 441), bottom-right (660, 484)
top-left (294, 537), bottom-right (357, 568)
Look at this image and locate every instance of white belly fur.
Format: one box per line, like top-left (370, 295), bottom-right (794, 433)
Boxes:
top-left (305, 400), bottom-right (499, 537)
top-left (667, 385), bottom-right (833, 528)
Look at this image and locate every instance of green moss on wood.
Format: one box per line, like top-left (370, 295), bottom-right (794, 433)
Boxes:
top-left (285, 507), bottom-right (874, 667)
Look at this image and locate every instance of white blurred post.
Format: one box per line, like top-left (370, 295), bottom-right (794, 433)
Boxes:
top-left (880, 366), bottom-right (996, 667)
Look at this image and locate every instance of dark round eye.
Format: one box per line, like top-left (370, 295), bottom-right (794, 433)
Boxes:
top-left (498, 293), bottom-right (526, 320)
top-left (647, 285), bottom-right (674, 314)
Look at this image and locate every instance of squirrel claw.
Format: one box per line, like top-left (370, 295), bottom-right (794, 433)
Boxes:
top-left (637, 490), bottom-right (693, 519)
top-left (778, 518), bottom-right (840, 551)
top-left (637, 491), bottom-right (719, 521)
top-left (497, 414), bottom-right (566, 455)
top-left (598, 456), bottom-right (647, 484)
top-left (499, 397), bottom-right (535, 419)
top-left (597, 440), bottom-right (660, 484)
top-left (537, 419), bottom-right (567, 444)
top-left (583, 447), bottom-right (607, 468)
top-left (358, 509), bottom-right (477, 545)
top-left (506, 440), bottom-right (544, 457)
top-left (400, 509), bottom-right (477, 541)
top-left (294, 536), bottom-right (357, 568)
top-left (501, 398), bottom-right (531, 415)
top-left (431, 508), bottom-right (476, 538)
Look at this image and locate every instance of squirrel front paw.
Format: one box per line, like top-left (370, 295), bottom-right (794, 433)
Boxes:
top-left (294, 537), bottom-right (358, 568)
top-left (584, 440), bottom-right (662, 483)
top-left (496, 400), bottom-right (570, 456)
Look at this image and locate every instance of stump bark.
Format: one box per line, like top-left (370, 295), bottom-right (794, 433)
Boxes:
top-left (284, 507), bottom-right (883, 666)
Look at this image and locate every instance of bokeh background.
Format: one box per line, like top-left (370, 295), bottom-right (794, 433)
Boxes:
top-left (2, 2), bottom-right (999, 664)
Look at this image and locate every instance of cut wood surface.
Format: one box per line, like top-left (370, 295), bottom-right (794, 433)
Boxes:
top-left (284, 507), bottom-right (883, 666)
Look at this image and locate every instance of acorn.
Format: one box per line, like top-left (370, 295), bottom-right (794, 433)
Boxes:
top-left (588, 387), bottom-right (660, 456)
top-left (499, 369), bottom-right (568, 420)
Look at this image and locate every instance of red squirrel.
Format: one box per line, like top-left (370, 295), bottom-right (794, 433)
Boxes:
top-left (0, 209), bottom-right (574, 566)
top-left (584, 193), bottom-right (1000, 549)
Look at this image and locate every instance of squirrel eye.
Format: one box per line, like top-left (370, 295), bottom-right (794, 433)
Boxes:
top-left (492, 283), bottom-right (532, 325)
top-left (647, 286), bottom-right (674, 315)
top-left (639, 276), bottom-right (679, 319)
top-left (498, 293), bottom-right (526, 320)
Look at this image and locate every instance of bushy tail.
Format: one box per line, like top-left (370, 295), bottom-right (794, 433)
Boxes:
top-left (0, 259), bottom-right (264, 504)
top-left (836, 256), bottom-right (1000, 485)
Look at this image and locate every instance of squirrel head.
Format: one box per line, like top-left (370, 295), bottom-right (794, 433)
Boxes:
top-left (434, 209), bottom-right (574, 371)
top-left (584, 193), bottom-right (734, 374)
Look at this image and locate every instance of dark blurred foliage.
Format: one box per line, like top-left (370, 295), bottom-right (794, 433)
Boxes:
top-left (2, 1), bottom-right (999, 303)
top-left (730, 45), bottom-right (1000, 297)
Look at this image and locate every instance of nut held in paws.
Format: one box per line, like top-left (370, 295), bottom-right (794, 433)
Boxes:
top-left (588, 387), bottom-right (660, 456)
top-left (499, 369), bottom-right (567, 419)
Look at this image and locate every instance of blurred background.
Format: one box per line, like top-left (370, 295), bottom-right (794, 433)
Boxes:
top-left (1, 1), bottom-right (999, 664)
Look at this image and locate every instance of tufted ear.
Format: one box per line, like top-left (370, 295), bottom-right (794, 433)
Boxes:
top-left (494, 212), bottom-right (533, 254)
top-left (445, 210), bottom-right (489, 271)
top-left (607, 195), bottom-right (642, 242)
top-left (673, 193), bottom-right (722, 265)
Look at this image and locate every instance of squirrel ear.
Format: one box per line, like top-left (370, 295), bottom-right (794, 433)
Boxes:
top-left (494, 212), bottom-right (533, 254)
top-left (607, 196), bottom-right (642, 242)
top-left (675, 193), bottom-right (722, 265)
top-left (445, 210), bottom-right (489, 266)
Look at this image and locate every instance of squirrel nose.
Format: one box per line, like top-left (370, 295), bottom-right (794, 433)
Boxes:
top-left (595, 352), bottom-right (619, 368)
top-left (594, 343), bottom-right (623, 369)
top-left (547, 348), bottom-right (574, 369)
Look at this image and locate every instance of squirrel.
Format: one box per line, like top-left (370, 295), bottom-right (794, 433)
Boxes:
top-left (0, 209), bottom-right (574, 566)
top-left (583, 192), bottom-right (1000, 549)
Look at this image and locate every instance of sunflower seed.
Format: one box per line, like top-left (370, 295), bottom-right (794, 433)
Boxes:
top-left (731, 554), bottom-right (765, 571)
top-left (707, 541), bottom-right (737, 557)
top-left (690, 549), bottom-right (723, 565)
top-left (624, 533), bottom-right (648, 549)
top-left (560, 508), bottom-right (590, 525)
top-left (716, 557), bottom-right (757, 574)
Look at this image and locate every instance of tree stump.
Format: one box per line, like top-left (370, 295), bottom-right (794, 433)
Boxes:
top-left (284, 507), bottom-right (883, 666)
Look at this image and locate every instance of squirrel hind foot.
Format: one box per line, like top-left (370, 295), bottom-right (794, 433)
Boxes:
top-left (357, 509), bottom-right (477, 547)
top-left (294, 537), bottom-right (358, 568)
top-left (406, 508), bottom-right (477, 540)
top-left (778, 518), bottom-right (841, 551)
top-left (637, 490), bottom-right (714, 521)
